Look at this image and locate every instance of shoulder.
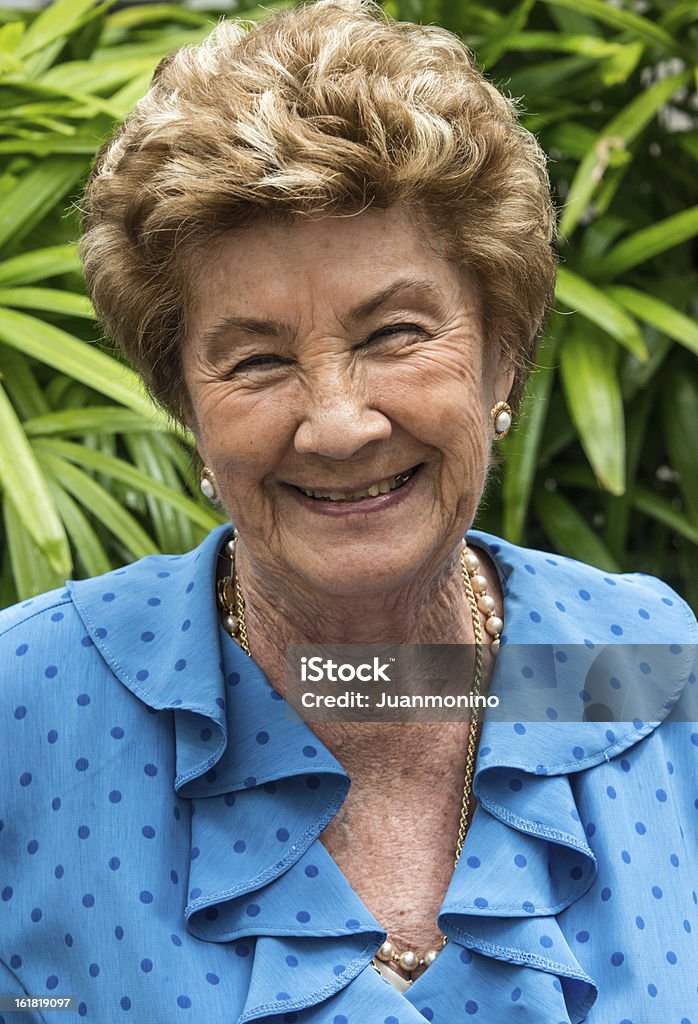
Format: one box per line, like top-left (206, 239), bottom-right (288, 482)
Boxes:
top-left (468, 529), bottom-right (697, 646)
top-left (0, 585), bottom-right (73, 639)
top-left (0, 586), bottom-right (81, 681)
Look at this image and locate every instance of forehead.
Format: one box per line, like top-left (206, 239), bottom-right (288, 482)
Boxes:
top-left (186, 204), bottom-right (469, 327)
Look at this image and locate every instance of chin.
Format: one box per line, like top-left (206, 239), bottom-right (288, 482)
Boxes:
top-left (287, 540), bottom-right (435, 599)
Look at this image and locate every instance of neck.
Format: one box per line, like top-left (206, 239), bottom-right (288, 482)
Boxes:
top-left (233, 540), bottom-right (476, 692)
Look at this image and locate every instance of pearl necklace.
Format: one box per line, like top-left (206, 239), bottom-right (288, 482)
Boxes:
top-left (216, 534), bottom-right (502, 986)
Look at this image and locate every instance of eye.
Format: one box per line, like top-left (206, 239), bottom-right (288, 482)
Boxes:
top-left (359, 323), bottom-right (427, 348)
top-left (229, 353), bottom-right (289, 374)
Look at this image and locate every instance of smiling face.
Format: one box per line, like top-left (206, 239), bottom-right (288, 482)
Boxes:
top-left (183, 204), bottom-right (513, 598)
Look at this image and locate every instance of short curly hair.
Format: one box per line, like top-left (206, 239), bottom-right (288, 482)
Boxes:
top-left (80, 0), bottom-right (556, 423)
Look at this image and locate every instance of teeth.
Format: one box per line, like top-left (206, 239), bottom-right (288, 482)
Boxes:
top-left (299, 466), bottom-right (417, 502)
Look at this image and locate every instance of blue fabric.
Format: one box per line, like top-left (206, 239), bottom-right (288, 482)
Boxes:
top-left (1, 523), bottom-right (696, 1024)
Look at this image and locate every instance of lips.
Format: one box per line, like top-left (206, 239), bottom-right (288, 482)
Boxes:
top-left (294, 466), bottom-right (419, 503)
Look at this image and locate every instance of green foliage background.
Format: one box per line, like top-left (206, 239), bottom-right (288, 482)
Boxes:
top-left (0, 0), bottom-right (696, 609)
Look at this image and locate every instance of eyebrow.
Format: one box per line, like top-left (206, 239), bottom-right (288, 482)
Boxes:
top-left (200, 276), bottom-right (446, 354)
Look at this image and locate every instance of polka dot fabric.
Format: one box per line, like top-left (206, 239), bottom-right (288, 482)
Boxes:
top-left (0, 523), bottom-right (695, 1024)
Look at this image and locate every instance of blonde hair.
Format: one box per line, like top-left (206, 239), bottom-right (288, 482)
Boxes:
top-left (80, 0), bottom-right (556, 421)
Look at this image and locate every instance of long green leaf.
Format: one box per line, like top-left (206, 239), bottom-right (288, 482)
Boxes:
top-left (36, 448), bottom-right (159, 561)
top-left (0, 138), bottom-right (105, 156)
top-left (23, 406), bottom-right (166, 437)
top-left (46, 476), bottom-right (113, 577)
top-left (17, 0), bottom-right (102, 59)
top-left (0, 244), bottom-right (82, 287)
top-left (0, 157), bottom-right (85, 252)
top-left (125, 432), bottom-right (195, 553)
top-left (559, 71), bottom-right (690, 238)
top-left (605, 286), bottom-right (698, 358)
top-left (556, 266), bottom-right (647, 361)
top-left (0, 381), bottom-right (71, 575)
top-left (105, 4), bottom-right (209, 31)
top-left (0, 287), bottom-right (94, 318)
top-left (559, 324), bottom-right (625, 495)
top-left (596, 207), bottom-right (698, 279)
top-left (34, 437), bottom-right (222, 531)
top-left (630, 487), bottom-right (698, 546)
top-left (0, 307), bottom-right (168, 425)
top-left (543, 0), bottom-right (678, 53)
top-left (662, 367), bottom-right (698, 526)
top-left (40, 55), bottom-right (162, 92)
top-left (476, 0), bottom-right (534, 69)
top-left (0, 347), bottom-right (50, 420)
top-left (502, 326), bottom-right (560, 543)
top-left (534, 488), bottom-right (621, 572)
top-left (3, 495), bottom-right (69, 599)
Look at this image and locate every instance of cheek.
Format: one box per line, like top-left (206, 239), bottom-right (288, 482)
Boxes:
top-left (383, 357), bottom-right (489, 457)
top-left (194, 388), bottom-right (294, 484)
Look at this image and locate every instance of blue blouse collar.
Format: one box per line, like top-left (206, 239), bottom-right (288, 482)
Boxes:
top-left (66, 524), bottom-right (696, 1024)
top-left (66, 523), bottom-right (695, 786)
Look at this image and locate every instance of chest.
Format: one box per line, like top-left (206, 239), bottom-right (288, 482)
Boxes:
top-left (319, 775), bottom-right (469, 953)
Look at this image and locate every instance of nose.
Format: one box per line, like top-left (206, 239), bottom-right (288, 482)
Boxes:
top-left (293, 373), bottom-right (391, 459)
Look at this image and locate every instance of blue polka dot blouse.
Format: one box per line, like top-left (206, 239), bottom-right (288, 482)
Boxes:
top-left (1, 524), bottom-right (696, 1023)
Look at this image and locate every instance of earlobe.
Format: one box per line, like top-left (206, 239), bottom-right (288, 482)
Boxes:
top-left (490, 400), bottom-right (512, 438)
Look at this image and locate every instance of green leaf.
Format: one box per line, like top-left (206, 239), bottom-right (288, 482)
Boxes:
top-left (34, 437), bottom-right (222, 532)
top-left (17, 0), bottom-right (103, 59)
top-left (556, 267), bottom-right (647, 361)
top-left (501, 326), bottom-right (561, 543)
top-left (533, 488), bottom-right (621, 572)
top-left (3, 494), bottom-right (70, 599)
top-left (559, 324), bottom-right (626, 495)
top-left (659, 1), bottom-right (698, 33)
top-left (0, 287), bottom-right (94, 318)
top-left (605, 286), bottom-right (698, 358)
top-left (124, 432), bottom-right (195, 553)
top-left (46, 476), bottom-right (112, 577)
top-left (0, 79), bottom-right (123, 118)
top-left (662, 367), bottom-right (698, 526)
top-left (0, 137), bottom-right (104, 156)
top-left (507, 55), bottom-right (593, 97)
top-left (596, 207), bottom-right (698, 279)
top-left (39, 55), bottom-right (162, 93)
top-left (543, 0), bottom-right (678, 53)
top-left (603, 386), bottom-right (654, 560)
top-left (0, 157), bottom-right (85, 252)
top-left (0, 381), bottom-right (72, 575)
top-left (105, 4), bottom-right (209, 31)
top-left (559, 71), bottom-right (691, 239)
top-left (35, 447), bottom-right (159, 561)
top-left (475, 0), bottom-right (535, 69)
top-left (23, 406), bottom-right (166, 438)
top-left (0, 243), bottom-right (82, 287)
top-left (0, 346), bottom-right (50, 420)
top-left (0, 307), bottom-right (169, 425)
top-left (630, 487), bottom-right (698, 546)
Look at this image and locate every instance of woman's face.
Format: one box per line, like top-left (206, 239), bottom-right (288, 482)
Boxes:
top-left (183, 204), bottom-right (513, 597)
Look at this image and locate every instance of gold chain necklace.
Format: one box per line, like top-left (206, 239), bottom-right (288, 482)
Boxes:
top-left (216, 534), bottom-right (502, 984)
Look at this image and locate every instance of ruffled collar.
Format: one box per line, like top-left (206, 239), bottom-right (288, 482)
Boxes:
top-left (66, 524), bottom-right (696, 1024)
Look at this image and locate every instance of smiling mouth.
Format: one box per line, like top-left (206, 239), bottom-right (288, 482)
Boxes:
top-left (295, 465), bottom-right (420, 503)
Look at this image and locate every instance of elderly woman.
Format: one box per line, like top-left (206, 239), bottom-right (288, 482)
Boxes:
top-left (1, 1), bottom-right (696, 1022)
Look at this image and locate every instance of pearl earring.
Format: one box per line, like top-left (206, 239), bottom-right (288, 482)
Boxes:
top-left (490, 401), bottom-right (512, 438)
top-left (200, 466), bottom-right (218, 501)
